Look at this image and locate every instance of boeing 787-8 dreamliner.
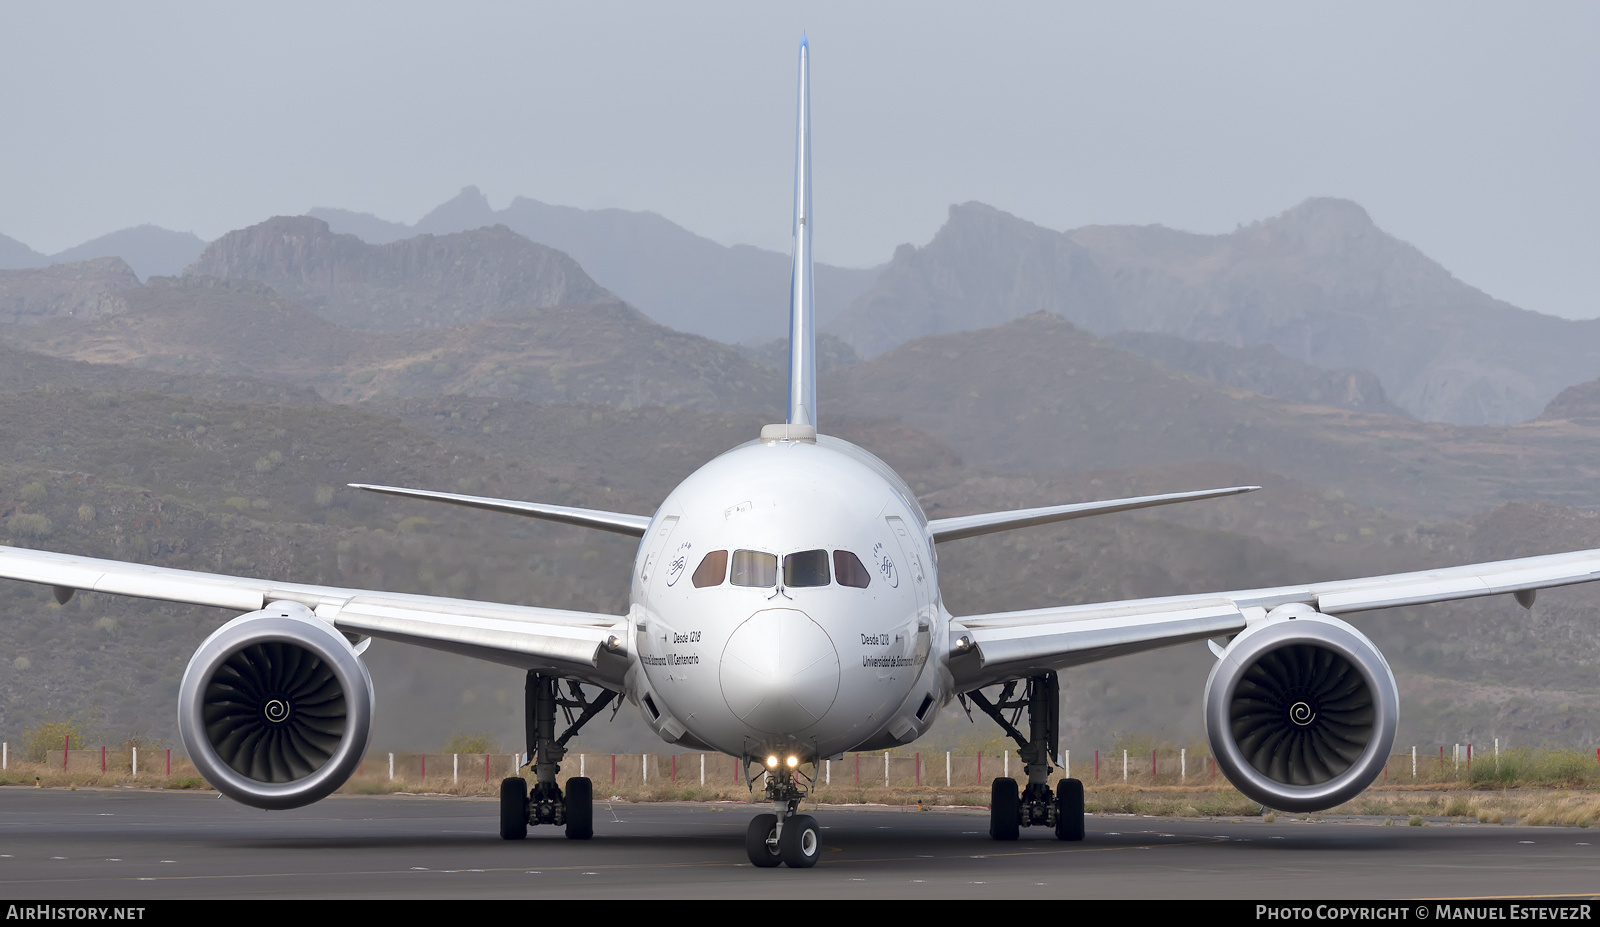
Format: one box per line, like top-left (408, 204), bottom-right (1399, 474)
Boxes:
top-left (4, 39), bottom-right (1600, 869)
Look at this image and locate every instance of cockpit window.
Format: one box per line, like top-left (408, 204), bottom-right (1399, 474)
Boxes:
top-left (834, 550), bottom-right (871, 588)
top-left (783, 549), bottom-right (831, 587)
top-left (730, 550), bottom-right (778, 587)
top-left (692, 550), bottom-right (728, 588)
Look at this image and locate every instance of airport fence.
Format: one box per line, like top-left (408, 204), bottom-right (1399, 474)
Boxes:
top-left (203, 744), bottom-right (1600, 790)
top-left (0, 740), bottom-right (200, 782)
top-left (5, 740), bottom-right (1597, 791)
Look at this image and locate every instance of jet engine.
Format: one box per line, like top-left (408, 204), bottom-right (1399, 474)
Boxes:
top-left (1203, 604), bottom-right (1398, 812)
top-left (177, 602), bottom-right (373, 810)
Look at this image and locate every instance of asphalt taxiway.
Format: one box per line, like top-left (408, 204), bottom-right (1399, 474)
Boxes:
top-left (0, 789), bottom-right (1595, 899)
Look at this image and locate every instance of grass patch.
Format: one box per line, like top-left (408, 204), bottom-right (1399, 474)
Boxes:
top-left (1468, 748), bottom-right (1600, 789)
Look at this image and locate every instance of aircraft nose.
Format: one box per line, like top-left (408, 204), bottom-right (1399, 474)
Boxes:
top-left (719, 608), bottom-right (840, 734)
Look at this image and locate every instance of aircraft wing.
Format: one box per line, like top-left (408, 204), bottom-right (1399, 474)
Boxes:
top-left (928, 486), bottom-right (1259, 543)
top-left (0, 544), bottom-right (631, 689)
top-left (948, 547), bottom-right (1600, 691)
top-left (349, 483), bottom-right (652, 537)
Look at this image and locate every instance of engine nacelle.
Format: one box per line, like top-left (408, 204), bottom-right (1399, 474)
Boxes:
top-left (1204, 605), bottom-right (1398, 812)
top-left (178, 602), bottom-right (374, 810)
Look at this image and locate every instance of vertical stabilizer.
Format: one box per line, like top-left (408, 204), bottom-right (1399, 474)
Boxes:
top-left (787, 36), bottom-right (816, 428)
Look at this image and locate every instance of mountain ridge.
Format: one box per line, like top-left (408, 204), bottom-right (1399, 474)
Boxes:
top-left (0, 226), bottom-right (207, 279)
top-left (184, 216), bottom-right (614, 332)
top-left (312, 185), bottom-right (881, 345)
top-left (52, 225), bottom-right (207, 280)
top-left (828, 198), bottom-right (1600, 425)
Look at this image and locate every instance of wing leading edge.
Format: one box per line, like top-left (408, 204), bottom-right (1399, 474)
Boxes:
top-left (349, 483), bottom-right (651, 537)
top-left (948, 546), bottom-right (1600, 691)
top-left (0, 544), bottom-right (631, 689)
top-left (928, 485), bottom-right (1259, 543)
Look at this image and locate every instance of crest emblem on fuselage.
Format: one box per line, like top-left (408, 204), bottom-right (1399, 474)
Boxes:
top-left (872, 542), bottom-right (898, 588)
top-left (664, 540), bottom-right (692, 587)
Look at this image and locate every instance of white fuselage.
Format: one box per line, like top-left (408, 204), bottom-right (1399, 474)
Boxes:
top-left (623, 433), bottom-right (949, 762)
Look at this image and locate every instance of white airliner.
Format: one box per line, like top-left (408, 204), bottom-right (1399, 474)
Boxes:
top-left (5, 38), bottom-right (1600, 869)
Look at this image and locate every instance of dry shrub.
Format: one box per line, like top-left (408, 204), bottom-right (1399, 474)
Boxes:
top-left (442, 732), bottom-right (498, 754)
top-left (22, 721), bottom-right (84, 763)
top-left (6, 513), bottom-right (53, 538)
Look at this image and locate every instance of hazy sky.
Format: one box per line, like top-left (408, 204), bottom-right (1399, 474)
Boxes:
top-left (2, 2), bottom-right (1595, 318)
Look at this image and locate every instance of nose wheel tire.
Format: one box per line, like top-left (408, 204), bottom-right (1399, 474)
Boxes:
top-left (564, 776), bottom-right (594, 840)
top-left (499, 777), bottom-right (528, 840)
top-left (989, 777), bottom-right (1020, 841)
top-left (780, 814), bottom-right (821, 868)
top-left (1055, 777), bottom-right (1085, 841)
top-left (746, 813), bottom-right (783, 867)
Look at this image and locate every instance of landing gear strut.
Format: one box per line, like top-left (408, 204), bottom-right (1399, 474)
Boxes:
top-left (744, 761), bottom-right (820, 868)
top-left (500, 671), bottom-right (616, 841)
top-left (965, 671), bottom-right (1084, 842)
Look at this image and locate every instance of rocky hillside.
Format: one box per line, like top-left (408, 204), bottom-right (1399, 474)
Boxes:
top-left (0, 340), bottom-right (321, 407)
top-left (313, 186), bottom-right (881, 345)
top-left (824, 314), bottom-right (1600, 520)
top-left (16, 279), bottom-right (1600, 521)
top-left (7, 275), bottom-right (366, 379)
top-left (1539, 376), bottom-right (1600, 427)
top-left (185, 216), bottom-right (612, 332)
top-left (1106, 331), bottom-right (1407, 417)
top-left (4, 274), bottom-right (785, 414)
top-left (0, 258), bottom-right (141, 324)
top-left (828, 199), bottom-right (1600, 426)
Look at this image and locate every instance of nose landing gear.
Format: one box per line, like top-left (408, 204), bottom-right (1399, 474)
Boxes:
top-left (744, 760), bottom-right (821, 868)
top-left (745, 813), bottom-right (782, 868)
top-left (965, 672), bottom-right (1085, 842)
top-left (500, 671), bottom-right (616, 841)
top-left (781, 813), bottom-right (822, 867)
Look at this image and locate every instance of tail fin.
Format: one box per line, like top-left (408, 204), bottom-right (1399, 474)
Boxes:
top-left (787, 36), bottom-right (816, 428)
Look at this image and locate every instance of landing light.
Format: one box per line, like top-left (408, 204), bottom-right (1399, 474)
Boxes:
top-left (766, 755), bottom-right (779, 768)
top-left (786, 755), bottom-right (799, 769)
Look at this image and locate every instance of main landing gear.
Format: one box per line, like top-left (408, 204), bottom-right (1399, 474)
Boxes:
top-left (500, 671), bottom-right (616, 841)
top-left (965, 671), bottom-right (1085, 842)
top-left (744, 759), bottom-right (821, 868)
